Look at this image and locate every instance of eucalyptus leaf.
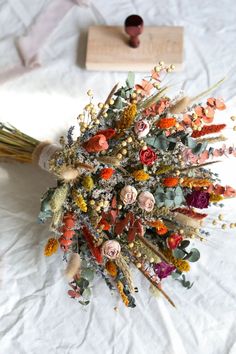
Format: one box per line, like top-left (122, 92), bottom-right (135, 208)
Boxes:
top-left (183, 251), bottom-right (193, 260)
top-left (165, 199), bottom-right (174, 207)
top-left (82, 288), bottom-right (92, 299)
top-left (188, 248), bottom-right (200, 262)
top-left (81, 269), bottom-right (94, 282)
top-left (186, 136), bottom-right (197, 149)
top-left (175, 186), bottom-right (183, 196)
top-left (171, 271), bottom-right (182, 279)
top-left (126, 72), bottom-right (135, 88)
top-left (173, 248), bottom-right (186, 259)
top-left (179, 240), bottom-right (190, 249)
top-left (145, 134), bottom-right (169, 150)
top-left (79, 300), bottom-right (90, 306)
top-left (113, 96), bottom-right (123, 109)
top-left (192, 141), bottom-right (208, 155)
top-left (76, 277), bottom-right (89, 289)
top-left (174, 195), bottom-right (183, 206)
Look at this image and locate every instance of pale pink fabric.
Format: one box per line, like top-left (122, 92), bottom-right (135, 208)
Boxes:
top-left (0, 0), bottom-right (90, 84)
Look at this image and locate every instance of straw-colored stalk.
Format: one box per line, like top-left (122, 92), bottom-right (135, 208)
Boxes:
top-left (0, 123), bottom-right (39, 163)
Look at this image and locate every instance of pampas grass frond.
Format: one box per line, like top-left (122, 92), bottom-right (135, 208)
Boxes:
top-left (65, 253), bottom-right (81, 279)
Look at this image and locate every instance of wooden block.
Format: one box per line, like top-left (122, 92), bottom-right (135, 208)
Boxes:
top-left (86, 25), bottom-right (184, 72)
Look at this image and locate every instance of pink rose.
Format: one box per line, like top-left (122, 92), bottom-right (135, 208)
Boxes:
top-left (120, 185), bottom-right (137, 205)
top-left (138, 191), bottom-right (155, 212)
top-left (134, 120), bottom-right (150, 138)
top-left (102, 240), bottom-right (121, 259)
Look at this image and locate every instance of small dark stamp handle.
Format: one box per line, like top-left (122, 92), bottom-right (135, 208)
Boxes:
top-left (124, 15), bottom-right (144, 48)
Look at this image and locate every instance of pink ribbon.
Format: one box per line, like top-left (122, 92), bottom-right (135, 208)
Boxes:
top-left (0, 0), bottom-right (90, 84)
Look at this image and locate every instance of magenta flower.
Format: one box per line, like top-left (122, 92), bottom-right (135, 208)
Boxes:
top-left (154, 262), bottom-right (175, 279)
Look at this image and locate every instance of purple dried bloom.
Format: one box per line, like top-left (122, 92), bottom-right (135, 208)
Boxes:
top-left (154, 261), bottom-right (175, 279)
top-left (186, 190), bottom-right (210, 209)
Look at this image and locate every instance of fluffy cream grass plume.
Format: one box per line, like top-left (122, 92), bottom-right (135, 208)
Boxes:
top-left (174, 212), bottom-right (202, 229)
top-left (65, 253), bottom-right (81, 279)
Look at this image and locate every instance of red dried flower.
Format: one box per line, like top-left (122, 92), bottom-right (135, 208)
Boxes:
top-left (96, 128), bottom-right (116, 139)
top-left (167, 234), bottom-right (182, 249)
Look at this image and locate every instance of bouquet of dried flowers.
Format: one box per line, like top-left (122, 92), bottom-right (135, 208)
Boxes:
top-left (1, 63), bottom-right (236, 308)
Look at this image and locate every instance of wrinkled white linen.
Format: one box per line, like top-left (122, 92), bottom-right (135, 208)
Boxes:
top-left (0, 1), bottom-right (236, 353)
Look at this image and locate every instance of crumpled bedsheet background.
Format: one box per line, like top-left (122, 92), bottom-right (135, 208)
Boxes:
top-left (0, 1), bottom-right (236, 353)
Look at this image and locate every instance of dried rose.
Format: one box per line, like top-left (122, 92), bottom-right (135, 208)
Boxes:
top-left (139, 147), bottom-right (157, 166)
top-left (138, 191), bottom-right (155, 212)
top-left (102, 240), bottom-right (121, 260)
top-left (186, 190), bottom-right (210, 209)
top-left (120, 185), bottom-right (137, 205)
top-left (134, 120), bottom-right (150, 138)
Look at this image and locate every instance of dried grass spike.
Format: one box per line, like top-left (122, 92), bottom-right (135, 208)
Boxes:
top-left (170, 97), bottom-right (191, 114)
top-left (50, 184), bottom-right (69, 212)
top-left (115, 254), bottom-right (135, 293)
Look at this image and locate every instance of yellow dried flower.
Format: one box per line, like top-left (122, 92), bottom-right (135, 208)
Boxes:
top-left (106, 261), bottom-right (118, 277)
top-left (117, 281), bottom-right (129, 306)
top-left (44, 238), bottom-right (59, 256)
top-left (209, 193), bottom-right (224, 203)
top-left (132, 169), bottom-right (150, 181)
top-left (156, 165), bottom-right (173, 175)
top-left (72, 190), bottom-right (87, 212)
top-left (161, 248), bottom-right (190, 272)
top-left (116, 103), bottom-right (137, 130)
top-left (82, 175), bottom-right (94, 191)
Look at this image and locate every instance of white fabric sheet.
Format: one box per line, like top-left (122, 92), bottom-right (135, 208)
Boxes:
top-left (1, 1), bottom-right (236, 353)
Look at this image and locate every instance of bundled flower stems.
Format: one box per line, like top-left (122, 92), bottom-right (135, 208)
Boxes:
top-left (1, 63), bottom-right (236, 308)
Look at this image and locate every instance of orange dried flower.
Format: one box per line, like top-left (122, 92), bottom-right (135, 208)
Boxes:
top-left (163, 177), bottom-right (179, 187)
top-left (148, 220), bottom-right (168, 235)
top-left (44, 238), bottom-right (59, 256)
top-left (105, 261), bottom-right (118, 277)
top-left (156, 117), bottom-right (176, 129)
top-left (100, 168), bottom-right (115, 180)
top-left (181, 177), bottom-right (212, 188)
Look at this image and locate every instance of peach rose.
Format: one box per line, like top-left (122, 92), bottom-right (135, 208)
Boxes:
top-left (138, 191), bottom-right (155, 212)
top-left (120, 185), bottom-right (137, 205)
top-left (102, 240), bottom-right (121, 260)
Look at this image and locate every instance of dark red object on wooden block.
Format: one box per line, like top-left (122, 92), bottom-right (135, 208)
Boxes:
top-left (124, 14), bottom-right (144, 48)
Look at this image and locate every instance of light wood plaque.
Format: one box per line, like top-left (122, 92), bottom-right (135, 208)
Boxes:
top-left (86, 25), bottom-right (184, 72)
